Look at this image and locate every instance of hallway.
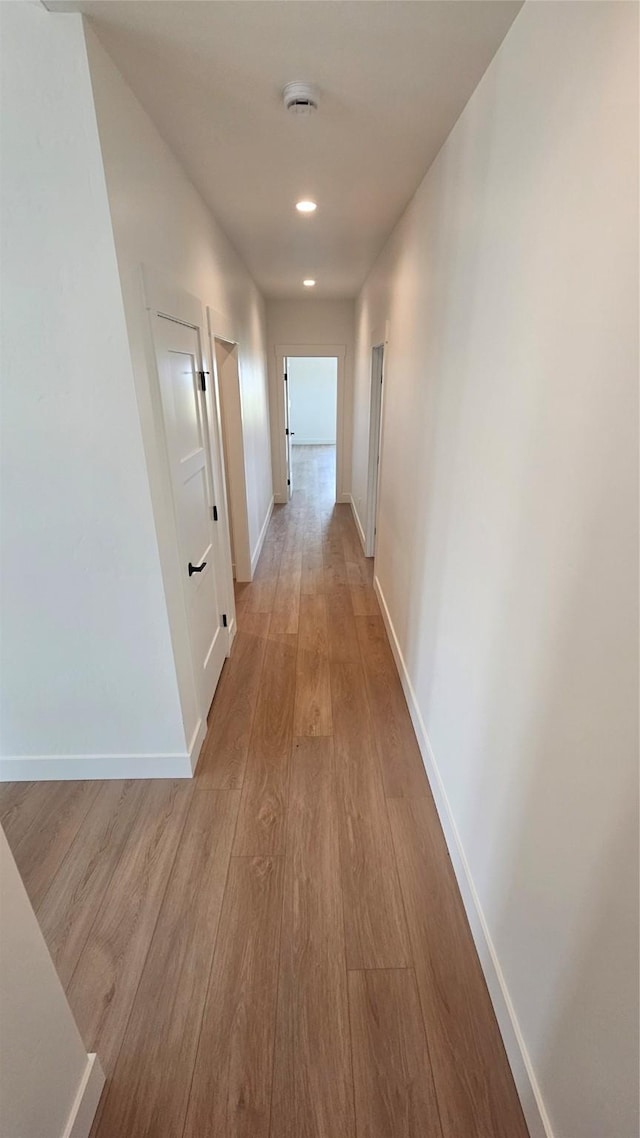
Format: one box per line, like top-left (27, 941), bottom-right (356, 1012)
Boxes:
top-left (0, 447), bottom-right (527, 1138)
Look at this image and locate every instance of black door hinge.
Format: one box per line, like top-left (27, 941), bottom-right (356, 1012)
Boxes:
top-left (212, 505), bottom-right (218, 521)
top-left (198, 371), bottom-right (209, 391)
top-left (287, 478), bottom-right (290, 486)
top-left (285, 428), bottom-right (289, 436)
top-left (222, 613), bottom-right (228, 628)
top-left (284, 373), bottom-right (288, 382)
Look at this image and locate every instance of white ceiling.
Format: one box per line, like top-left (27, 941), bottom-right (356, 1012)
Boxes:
top-left (49, 0), bottom-right (523, 299)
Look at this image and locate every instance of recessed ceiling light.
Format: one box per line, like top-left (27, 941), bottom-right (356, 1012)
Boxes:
top-left (303, 279), bottom-right (316, 287)
top-left (296, 200), bottom-right (317, 214)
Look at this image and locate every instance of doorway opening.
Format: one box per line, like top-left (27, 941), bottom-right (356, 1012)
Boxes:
top-left (365, 343), bottom-right (385, 557)
top-left (214, 338), bottom-right (252, 581)
top-left (285, 355), bottom-right (337, 498)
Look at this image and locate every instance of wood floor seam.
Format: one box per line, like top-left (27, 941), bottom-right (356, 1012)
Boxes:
top-left (95, 783), bottom-right (192, 1091)
top-left (266, 764), bottom-right (289, 1138)
top-left (346, 965), bottom-right (412, 973)
top-left (178, 789), bottom-right (244, 1138)
top-left (39, 781), bottom-right (148, 989)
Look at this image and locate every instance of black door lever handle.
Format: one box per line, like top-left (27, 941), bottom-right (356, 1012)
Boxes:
top-left (188, 561), bottom-right (207, 576)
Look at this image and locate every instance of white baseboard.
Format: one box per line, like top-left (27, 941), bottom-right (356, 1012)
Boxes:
top-left (251, 496), bottom-right (274, 578)
top-left (337, 492), bottom-right (351, 505)
top-left (274, 492), bottom-right (287, 505)
top-left (291, 439), bottom-right (337, 446)
top-left (1, 697), bottom-right (226, 783)
top-left (373, 574), bottom-right (554, 1138)
top-left (62, 1053), bottom-right (105, 1138)
top-left (0, 750), bottom-right (194, 782)
top-left (349, 494), bottom-right (367, 553)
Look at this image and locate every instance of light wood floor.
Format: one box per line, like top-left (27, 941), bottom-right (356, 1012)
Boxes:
top-left (0, 445), bottom-right (528, 1138)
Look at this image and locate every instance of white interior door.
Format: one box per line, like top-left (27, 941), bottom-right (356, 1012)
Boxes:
top-left (284, 358), bottom-right (293, 498)
top-left (154, 315), bottom-right (227, 714)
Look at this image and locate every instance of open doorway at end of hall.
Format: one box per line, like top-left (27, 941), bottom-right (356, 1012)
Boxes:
top-left (284, 355), bottom-right (338, 499)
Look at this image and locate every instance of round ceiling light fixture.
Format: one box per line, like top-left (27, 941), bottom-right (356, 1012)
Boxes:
top-left (296, 200), bottom-right (317, 214)
top-left (303, 279), bottom-right (316, 288)
top-left (283, 81), bottom-right (318, 116)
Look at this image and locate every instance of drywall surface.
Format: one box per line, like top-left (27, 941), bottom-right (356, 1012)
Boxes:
top-left (266, 299), bottom-right (355, 499)
top-left (84, 24), bottom-right (273, 736)
top-left (0, 4), bottom-right (186, 774)
top-left (352, 4), bottom-right (639, 1136)
top-left (288, 356), bottom-right (338, 444)
top-left (0, 828), bottom-right (103, 1138)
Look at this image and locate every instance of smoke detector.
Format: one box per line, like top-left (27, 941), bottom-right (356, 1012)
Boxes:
top-left (283, 81), bottom-right (318, 116)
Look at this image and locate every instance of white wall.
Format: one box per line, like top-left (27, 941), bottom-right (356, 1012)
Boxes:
top-left (0, 4), bottom-right (187, 777)
top-left (288, 357), bottom-right (338, 445)
top-left (266, 299), bottom-right (355, 500)
top-left (351, 4), bottom-right (638, 1137)
top-left (0, 828), bottom-right (104, 1138)
top-left (84, 23), bottom-right (273, 739)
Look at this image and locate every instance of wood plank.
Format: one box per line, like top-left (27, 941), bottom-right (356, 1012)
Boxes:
top-left (233, 633), bottom-right (297, 855)
top-left (341, 521), bottom-right (364, 567)
top-left (325, 583), bottom-right (361, 660)
top-left (298, 591), bottom-right (329, 651)
top-left (271, 549), bottom-right (302, 634)
top-left (94, 789), bottom-right (240, 1138)
top-left (11, 780), bottom-right (100, 911)
top-left (301, 550), bottom-right (324, 595)
top-left (355, 615), bottom-right (429, 798)
top-left (0, 781), bottom-right (48, 846)
top-left (244, 576), bottom-right (278, 614)
top-left (197, 621), bottom-right (270, 789)
top-left (322, 535), bottom-right (349, 590)
top-left (387, 797), bottom-right (529, 1138)
top-left (293, 593), bottom-right (332, 737)
top-left (271, 738), bottom-right (355, 1138)
top-left (348, 968), bottom-right (442, 1138)
top-left (67, 780), bottom-right (191, 1072)
top-left (326, 591), bottom-right (411, 970)
top-left (37, 780), bottom-right (146, 987)
top-left (346, 557), bottom-right (370, 588)
top-left (235, 609), bottom-right (273, 638)
top-left (281, 515), bottom-right (305, 556)
top-left (249, 543), bottom-right (279, 591)
top-left (350, 583), bottom-right (379, 615)
top-left (183, 855), bottom-right (284, 1138)
top-left (234, 580), bottom-right (251, 616)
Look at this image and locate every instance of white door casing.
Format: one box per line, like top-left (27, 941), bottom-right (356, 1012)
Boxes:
top-left (274, 343), bottom-right (347, 504)
top-left (284, 358), bottom-right (293, 498)
top-left (213, 336), bottom-right (253, 581)
top-left (153, 314), bottom-right (227, 717)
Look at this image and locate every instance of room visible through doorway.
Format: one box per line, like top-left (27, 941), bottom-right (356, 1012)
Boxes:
top-left (285, 355), bottom-right (338, 498)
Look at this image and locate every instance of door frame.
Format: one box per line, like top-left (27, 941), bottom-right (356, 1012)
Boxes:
top-left (141, 266), bottom-right (235, 766)
top-left (282, 357), bottom-right (293, 499)
top-left (209, 321), bottom-right (253, 582)
top-left (274, 343), bottom-right (347, 504)
top-left (365, 324), bottom-right (390, 557)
